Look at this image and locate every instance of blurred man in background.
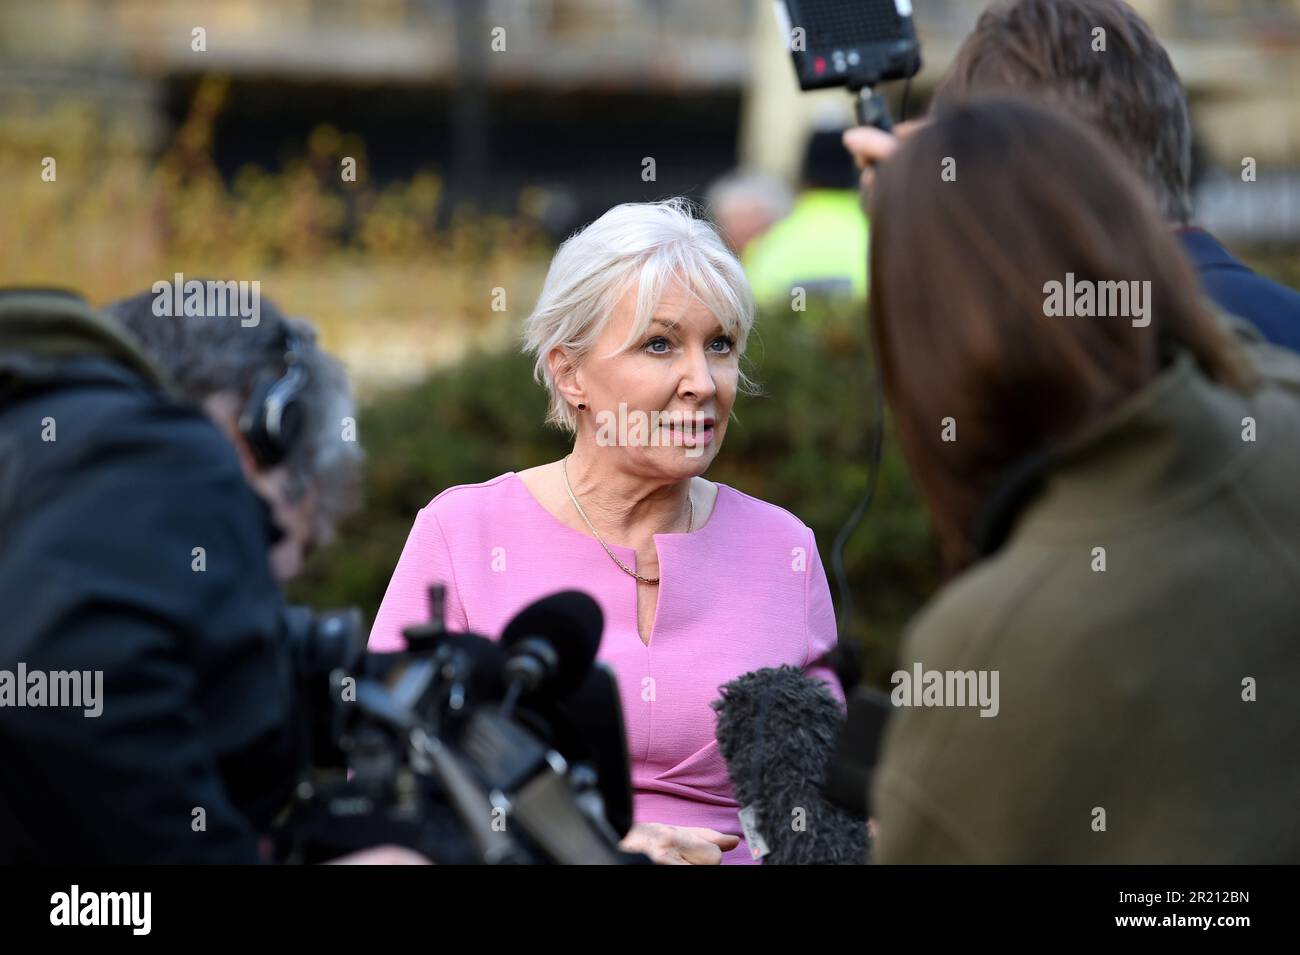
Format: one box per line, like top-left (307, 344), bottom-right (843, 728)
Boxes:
top-left (705, 169), bottom-right (792, 257)
top-left (742, 126), bottom-right (869, 312)
top-left (927, 0), bottom-right (1300, 351)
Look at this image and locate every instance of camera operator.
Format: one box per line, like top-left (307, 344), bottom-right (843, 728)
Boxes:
top-left (0, 288), bottom-right (419, 863)
top-left (845, 0), bottom-right (1300, 351)
top-left (103, 288), bottom-right (363, 583)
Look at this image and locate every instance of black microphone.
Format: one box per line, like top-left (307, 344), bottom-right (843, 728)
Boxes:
top-left (496, 591), bottom-right (634, 836)
top-left (499, 590), bottom-right (603, 702)
top-left (713, 666), bottom-right (869, 864)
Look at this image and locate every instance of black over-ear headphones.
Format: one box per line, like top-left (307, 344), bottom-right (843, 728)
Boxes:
top-left (238, 325), bottom-right (309, 469)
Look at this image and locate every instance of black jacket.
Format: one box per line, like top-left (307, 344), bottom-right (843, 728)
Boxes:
top-left (1179, 227), bottom-right (1300, 353)
top-left (0, 291), bottom-right (299, 863)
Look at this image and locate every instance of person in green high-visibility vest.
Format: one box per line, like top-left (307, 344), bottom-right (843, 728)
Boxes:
top-left (742, 129), bottom-right (869, 312)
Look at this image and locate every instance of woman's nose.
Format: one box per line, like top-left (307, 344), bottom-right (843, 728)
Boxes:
top-left (678, 348), bottom-right (717, 400)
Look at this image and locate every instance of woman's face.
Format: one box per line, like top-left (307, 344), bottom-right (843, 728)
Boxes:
top-left (572, 279), bottom-right (739, 481)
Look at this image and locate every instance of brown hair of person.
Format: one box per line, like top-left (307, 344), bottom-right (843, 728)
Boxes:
top-left (868, 96), bottom-right (1251, 572)
top-left (933, 0), bottom-right (1195, 223)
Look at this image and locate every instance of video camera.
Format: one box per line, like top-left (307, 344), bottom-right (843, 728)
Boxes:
top-left (274, 586), bottom-right (646, 864)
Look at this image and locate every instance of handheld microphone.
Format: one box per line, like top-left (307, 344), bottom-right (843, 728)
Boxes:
top-left (500, 590), bottom-right (604, 703)
top-left (713, 666), bottom-right (869, 864)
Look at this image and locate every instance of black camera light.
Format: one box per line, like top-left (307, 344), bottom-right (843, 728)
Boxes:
top-left (775, 0), bottom-right (923, 129)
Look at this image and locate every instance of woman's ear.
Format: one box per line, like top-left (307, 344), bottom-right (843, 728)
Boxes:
top-left (548, 346), bottom-right (586, 412)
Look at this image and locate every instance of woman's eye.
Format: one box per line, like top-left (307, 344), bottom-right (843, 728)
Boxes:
top-left (710, 337), bottom-right (734, 354)
top-left (646, 337), bottom-right (671, 354)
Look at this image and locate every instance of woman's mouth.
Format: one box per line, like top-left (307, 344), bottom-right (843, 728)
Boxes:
top-left (662, 417), bottom-right (715, 447)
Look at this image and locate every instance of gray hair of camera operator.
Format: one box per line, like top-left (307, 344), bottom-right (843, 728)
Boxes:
top-left (104, 289), bottom-right (362, 546)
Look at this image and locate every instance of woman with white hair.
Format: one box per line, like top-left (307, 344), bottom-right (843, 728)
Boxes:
top-left (369, 198), bottom-right (844, 865)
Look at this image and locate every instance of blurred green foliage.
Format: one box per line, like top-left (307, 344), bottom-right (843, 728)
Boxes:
top-left (286, 304), bottom-right (943, 689)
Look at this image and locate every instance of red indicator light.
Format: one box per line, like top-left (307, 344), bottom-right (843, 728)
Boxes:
top-left (814, 56), bottom-right (826, 75)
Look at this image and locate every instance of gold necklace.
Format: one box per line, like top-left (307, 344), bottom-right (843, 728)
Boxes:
top-left (561, 455), bottom-right (692, 585)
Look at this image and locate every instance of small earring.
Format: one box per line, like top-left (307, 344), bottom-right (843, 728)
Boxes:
top-left (578, 403), bottom-right (587, 411)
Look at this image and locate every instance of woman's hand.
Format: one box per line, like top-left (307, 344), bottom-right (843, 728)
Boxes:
top-left (619, 822), bottom-right (741, 865)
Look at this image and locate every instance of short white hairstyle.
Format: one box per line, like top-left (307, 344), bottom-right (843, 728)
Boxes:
top-left (524, 197), bottom-right (757, 433)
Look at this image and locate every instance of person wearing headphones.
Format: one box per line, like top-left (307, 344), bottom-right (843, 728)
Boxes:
top-left (103, 288), bottom-right (362, 583)
top-left (0, 287), bottom-right (412, 863)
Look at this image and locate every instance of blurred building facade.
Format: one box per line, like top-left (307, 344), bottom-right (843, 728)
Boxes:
top-left (2, 0), bottom-right (1299, 239)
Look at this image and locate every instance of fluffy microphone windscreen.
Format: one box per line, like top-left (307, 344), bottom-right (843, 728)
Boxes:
top-left (713, 666), bottom-right (870, 864)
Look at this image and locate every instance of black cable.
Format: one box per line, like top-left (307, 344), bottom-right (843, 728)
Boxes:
top-left (829, 328), bottom-right (884, 639)
top-left (827, 78), bottom-right (910, 639)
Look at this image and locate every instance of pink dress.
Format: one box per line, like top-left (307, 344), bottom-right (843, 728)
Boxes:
top-left (368, 471), bottom-right (845, 864)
